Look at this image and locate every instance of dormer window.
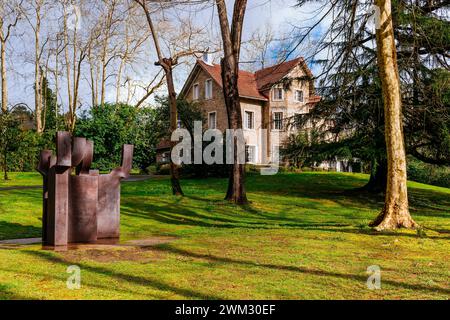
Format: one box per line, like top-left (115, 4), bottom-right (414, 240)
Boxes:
top-left (205, 79), bottom-right (213, 99)
top-left (272, 87), bottom-right (284, 101)
top-left (193, 83), bottom-right (199, 100)
top-left (295, 90), bottom-right (304, 102)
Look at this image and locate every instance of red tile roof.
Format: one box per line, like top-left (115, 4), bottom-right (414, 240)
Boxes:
top-left (197, 60), bottom-right (268, 101)
top-left (195, 57), bottom-right (315, 101)
top-left (255, 57), bottom-right (311, 92)
top-left (308, 95), bottom-right (321, 104)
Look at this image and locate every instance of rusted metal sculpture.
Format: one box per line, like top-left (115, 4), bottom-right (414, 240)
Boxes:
top-left (38, 131), bottom-right (134, 246)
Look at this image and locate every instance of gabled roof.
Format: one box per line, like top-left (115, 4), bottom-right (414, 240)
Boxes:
top-left (180, 57), bottom-right (316, 102)
top-left (196, 60), bottom-right (268, 101)
top-left (255, 57), bottom-right (312, 92)
top-left (308, 95), bottom-right (321, 104)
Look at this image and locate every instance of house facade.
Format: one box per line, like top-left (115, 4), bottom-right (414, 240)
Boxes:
top-left (177, 57), bottom-right (321, 165)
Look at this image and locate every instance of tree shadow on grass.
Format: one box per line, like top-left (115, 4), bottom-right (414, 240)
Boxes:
top-left (121, 200), bottom-right (353, 230)
top-left (121, 201), bottom-right (448, 241)
top-left (121, 191), bottom-right (449, 239)
top-left (0, 266), bottom-right (163, 299)
top-left (23, 250), bottom-right (222, 300)
top-left (0, 283), bottom-right (36, 300)
top-left (0, 221), bottom-right (41, 241)
top-left (342, 188), bottom-right (450, 218)
top-left (193, 173), bottom-right (449, 219)
top-left (152, 244), bottom-right (450, 296)
top-left (295, 224), bottom-right (450, 240)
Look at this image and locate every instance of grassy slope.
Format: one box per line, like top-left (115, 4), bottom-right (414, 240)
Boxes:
top-left (0, 172), bottom-right (448, 300)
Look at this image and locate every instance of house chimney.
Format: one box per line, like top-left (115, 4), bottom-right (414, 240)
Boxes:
top-left (202, 52), bottom-right (212, 65)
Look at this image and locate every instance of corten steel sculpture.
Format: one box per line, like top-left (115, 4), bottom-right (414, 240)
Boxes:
top-left (38, 131), bottom-right (134, 246)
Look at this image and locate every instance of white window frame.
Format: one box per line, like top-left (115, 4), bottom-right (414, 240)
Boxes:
top-left (273, 112), bottom-right (284, 131)
top-left (244, 110), bottom-right (254, 130)
top-left (205, 79), bottom-right (213, 100)
top-left (294, 90), bottom-right (304, 102)
top-left (245, 145), bottom-right (257, 164)
top-left (208, 111), bottom-right (217, 129)
top-left (272, 87), bottom-right (284, 101)
top-left (192, 83), bottom-right (199, 100)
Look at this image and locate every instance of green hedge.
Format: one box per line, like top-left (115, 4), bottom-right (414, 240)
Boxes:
top-left (407, 157), bottom-right (450, 188)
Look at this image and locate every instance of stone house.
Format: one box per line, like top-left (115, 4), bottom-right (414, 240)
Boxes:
top-left (173, 56), bottom-right (321, 165)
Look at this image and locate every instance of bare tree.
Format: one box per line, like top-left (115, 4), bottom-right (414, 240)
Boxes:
top-left (22, 0), bottom-right (47, 133)
top-left (60, 0), bottom-right (87, 131)
top-left (134, 0), bottom-right (210, 195)
top-left (115, 18), bottom-right (130, 105)
top-left (98, 0), bottom-right (122, 106)
top-left (0, 1), bottom-right (22, 113)
top-left (241, 25), bottom-right (274, 71)
top-left (87, 41), bottom-right (96, 107)
top-left (57, 0), bottom-right (102, 131)
top-left (115, 6), bottom-right (151, 105)
top-left (48, 32), bottom-right (65, 130)
top-left (215, 0), bottom-right (248, 204)
top-left (61, 1), bottom-right (73, 116)
top-left (134, 0), bottom-right (184, 195)
top-left (134, 70), bottom-right (164, 107)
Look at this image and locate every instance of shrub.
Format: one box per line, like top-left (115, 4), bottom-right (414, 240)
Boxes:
top-left (74, 103), bottom-right (159, 172)
top-left (407, 156), bottom-right (450, 188)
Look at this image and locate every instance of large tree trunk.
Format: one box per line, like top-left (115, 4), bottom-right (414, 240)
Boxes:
top-left (221, 58), bottom-right (247, 204)
top-left (363, 158), bottom-right (387, 193)
top-left (370, 0), bottom-right (417, 230)
top-left (216, 0), bottom-right (248, 205)
top-left (163, 58), bottom-right (183, 196)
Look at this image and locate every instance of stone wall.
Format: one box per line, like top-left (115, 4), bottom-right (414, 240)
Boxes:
top-left (184, 68), bottom-right (229, 131)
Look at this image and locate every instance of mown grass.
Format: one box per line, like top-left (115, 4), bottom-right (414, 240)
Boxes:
top-left (0, 172), bottom-right (42, 188)
top-left (0, 171), bottom-right (448, 299)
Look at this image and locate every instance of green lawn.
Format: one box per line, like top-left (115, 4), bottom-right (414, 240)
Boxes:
top-left (0, 172), bottom-right (449, 299)
top-left (0, 172), bottom-right (42, 188)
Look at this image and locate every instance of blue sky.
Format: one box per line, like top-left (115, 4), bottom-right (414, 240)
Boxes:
top-left (5, 0), bottom-right (330, 112)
